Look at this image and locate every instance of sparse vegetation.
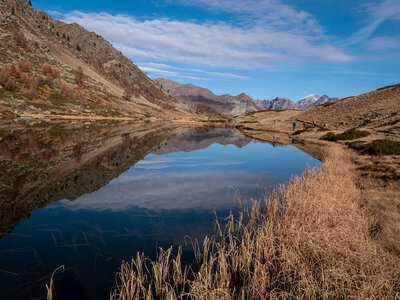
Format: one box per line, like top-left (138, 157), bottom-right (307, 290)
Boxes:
top-left (292, 129), bottom-right (308, 135)
top-left (319, 102), bottom-right (335, 107)
top-left (322, 128), bottom-right (370, 141)
top-left (194, 103), bottom-right (222, 119)
top-left (240, 120), bottom-right (258, 124)
top-left (350, 139), bottom-right (400, 156)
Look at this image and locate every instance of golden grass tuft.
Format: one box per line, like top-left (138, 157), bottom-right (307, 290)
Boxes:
top-left (111, 146), bottom-right (400, 299)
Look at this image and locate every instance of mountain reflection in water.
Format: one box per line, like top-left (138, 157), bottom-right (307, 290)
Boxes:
top-left (0, 121), bottom-right (320, 300)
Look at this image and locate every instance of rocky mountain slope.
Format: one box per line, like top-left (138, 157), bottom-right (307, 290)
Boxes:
top-left (154, 78), bottom-right (338, 117)
top-left (254, 97), bottom-right (299, 110)
top-left (298, 94), bottom-right (339, 109)
top-left (154, 78), bottom-right (260, 118)
top-left (0, 0), bottom-right (195, 120)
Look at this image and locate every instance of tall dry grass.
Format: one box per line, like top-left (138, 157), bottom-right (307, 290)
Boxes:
top-left (110, 147), bottom-right (400, 299)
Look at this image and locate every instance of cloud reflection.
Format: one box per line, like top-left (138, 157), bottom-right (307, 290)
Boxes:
top-left (56, 169), bottom-right (277, 212)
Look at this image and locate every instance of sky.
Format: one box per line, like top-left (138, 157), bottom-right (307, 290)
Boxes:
top-left (32, 0), bottom-right (400, 100)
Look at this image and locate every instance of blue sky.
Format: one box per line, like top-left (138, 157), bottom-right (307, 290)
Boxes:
top-left (33, 0), bottom-right (400, 100)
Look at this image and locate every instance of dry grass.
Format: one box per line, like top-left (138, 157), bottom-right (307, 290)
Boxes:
top-left (110, 147), bottom-right (400, 299)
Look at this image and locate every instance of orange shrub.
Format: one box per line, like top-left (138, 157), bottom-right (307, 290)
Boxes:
top-left (74, 66), bottom-right (84, 85)
top-left (25, 77), bottom-right (38, 97)
top-left (5, 78), bottom-right (16, 91)
top-left (0, 68), bottom-right (11, 86)
top-left (13, 29), bottom-right (30, 50)
top-left (18, 60), bottom-right (31, 73)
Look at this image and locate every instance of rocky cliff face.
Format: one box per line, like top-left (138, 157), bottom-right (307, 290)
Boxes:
top-left (254, 97), bottom-right (299, 110)
top-left (0, 0), bottom-right (193, 119)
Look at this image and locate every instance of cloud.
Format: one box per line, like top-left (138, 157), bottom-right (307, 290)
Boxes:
top-left (62, 10), bottom-right (351, 71)
top-left (346, 0), bottom-right (400, 46)
top-left (137, 62), bottom-right (250, 79)
top-left (58, 169), bottom-right (274, 211)
top-left (167, 0), bottom-right (321, 33)
top-left (364, 37), bottom-right (400, 51)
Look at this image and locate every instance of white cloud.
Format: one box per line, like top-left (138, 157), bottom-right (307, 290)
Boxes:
top-left (364, 36), bottom-right (400, 51)
top-left (346, 0), bottom-right (400, 46)
top-left (167, 0), bottom-right (322, 34)
top-left (62, 10), bottom-right (351, 71)
top-left (137, 62), bottom-right (250, 79)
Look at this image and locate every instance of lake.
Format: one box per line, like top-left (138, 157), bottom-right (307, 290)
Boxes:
top-left (0, 121), bottom-right (320, 300)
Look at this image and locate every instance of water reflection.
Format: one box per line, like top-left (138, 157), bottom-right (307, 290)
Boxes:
top-left (0, 121), bottom-right (320, 300)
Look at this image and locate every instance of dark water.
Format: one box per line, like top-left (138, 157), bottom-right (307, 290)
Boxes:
top-left (0, 123), bottom-right (320, 300)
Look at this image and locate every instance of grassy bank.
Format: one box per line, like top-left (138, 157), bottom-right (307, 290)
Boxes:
top-left (109, 147), bottom-right (400, 299)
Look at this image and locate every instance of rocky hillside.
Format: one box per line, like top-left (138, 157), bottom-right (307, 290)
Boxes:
top-left (0, 0), bottom-right (195, 120)
top-left (298, 84), bottom-right (400, 132)
top-left (154, 78), bottom-right (259, 118)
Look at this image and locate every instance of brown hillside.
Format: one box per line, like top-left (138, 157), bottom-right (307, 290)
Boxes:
top-left (298, 84), bottom-right (400, 133)
top-left (0, 0), bottom-right (195, 120)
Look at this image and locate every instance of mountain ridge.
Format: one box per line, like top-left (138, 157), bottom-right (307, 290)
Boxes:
top-left (154, 78), bottom-right (338, 116)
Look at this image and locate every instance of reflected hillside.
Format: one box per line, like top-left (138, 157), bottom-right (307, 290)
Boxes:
top-left (0, 120), bottom-right (189, 237)
top-left (153, 127), bottom-right (253, 155)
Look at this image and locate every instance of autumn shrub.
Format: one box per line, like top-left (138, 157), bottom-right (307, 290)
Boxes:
top-left (25, 77), bottom-right (39, 97)
top-left (9, 63), bottom-right (20, 78)
top-left (0, 68), bottom-right (11, 86)
top-left (74, 66), bottom-right (84, 85)
top-left (60, 83), bottom-right (83, 101)
top-left (13, 29), bottom-right (30, 50)
top-left (18, 60), bottom-right (31, 73)
top-left (5, 78), bottom-right (16, 91)
top-left (41, 64), bottom-right (60, 81)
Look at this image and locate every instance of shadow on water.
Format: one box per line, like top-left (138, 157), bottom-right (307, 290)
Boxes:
top-left (0, 120), bottom-right (320, 300)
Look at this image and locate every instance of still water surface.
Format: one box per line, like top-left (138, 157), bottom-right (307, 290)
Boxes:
top-left (0, 126), bottom-right (320, 300)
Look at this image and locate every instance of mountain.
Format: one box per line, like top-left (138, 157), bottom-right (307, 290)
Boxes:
top-left (254, 97), bottom-right (299, 110)
top-left (154, 78), bottom-right (338, 116)
top-left (297, 94), bottom-right (321, 109)
top-left (298, 94), bottom-right (339, 109)
top-left (154, 78), bottom-right (259, 118)
top-left (153, 127), bottom-right (252, 155)
top-left (0, 0), bottom-right (193, 120)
